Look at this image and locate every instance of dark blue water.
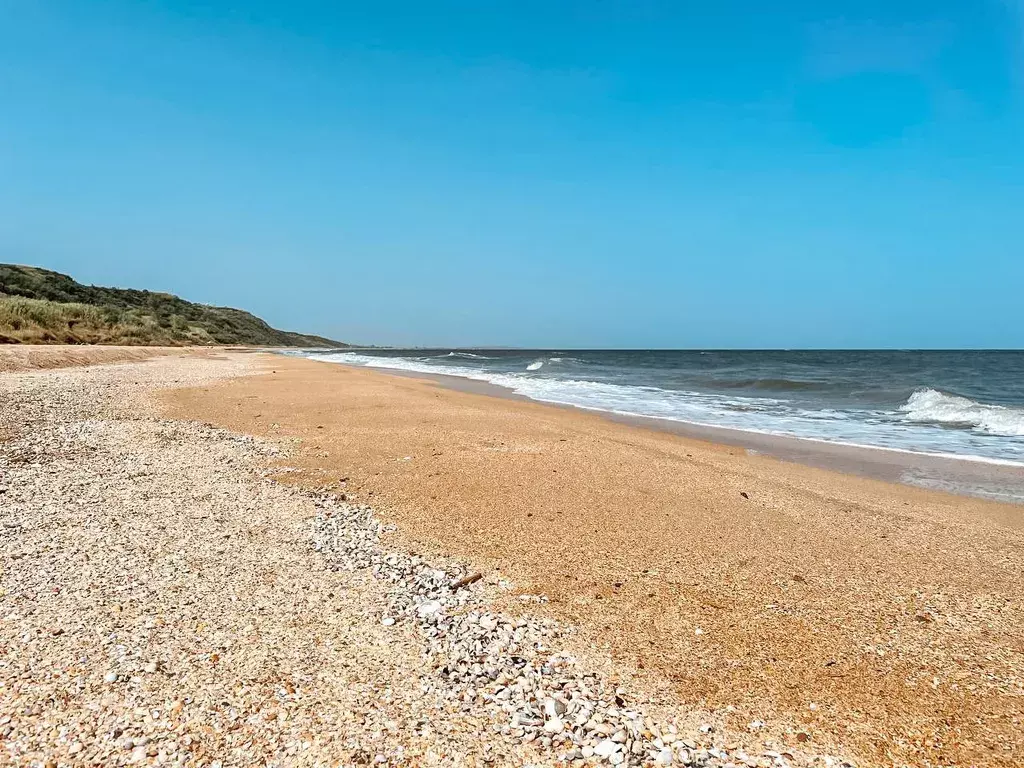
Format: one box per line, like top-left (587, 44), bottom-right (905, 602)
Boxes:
top-left (300, 349), bottom-right (1024, 466)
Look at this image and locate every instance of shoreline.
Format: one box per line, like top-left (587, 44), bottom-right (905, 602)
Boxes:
top-left (327, 362), bottom-right (1024, 505)
top-left (1, 347), bottom-right (859, 767)
top-left (165, 352), bottom-right (1024, 767)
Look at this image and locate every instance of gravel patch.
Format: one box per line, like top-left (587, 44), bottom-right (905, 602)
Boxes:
top-left (1, 356), bottom-right (852, 767)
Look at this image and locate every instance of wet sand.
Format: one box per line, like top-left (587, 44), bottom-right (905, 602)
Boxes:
top-left (382, 367), bottom-right (1024, 506)
top-left (164, 353), bottom-right (1024, 767)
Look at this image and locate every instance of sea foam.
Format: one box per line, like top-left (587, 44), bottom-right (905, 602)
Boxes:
top-left (900, 389), bottom-right (1024, 437)
top-left (310, 352), bottom-right (1024, 467)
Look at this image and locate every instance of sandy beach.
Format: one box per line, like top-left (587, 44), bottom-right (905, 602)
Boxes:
top-left (2, 348), bottom-right (569, 767)
top-left (3, 347), bottom-right (1022, 767)
top-left (166, 352), bottom-right (1024, 767)
top-left (7, 2), bottom-right (1019, 765)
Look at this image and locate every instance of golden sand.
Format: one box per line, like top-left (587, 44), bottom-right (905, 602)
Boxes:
top-left (164, 354), bottom-right (1024, 767)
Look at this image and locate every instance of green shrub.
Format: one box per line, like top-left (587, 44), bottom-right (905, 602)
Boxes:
top-left (1, 263), bottom-right (346, 347)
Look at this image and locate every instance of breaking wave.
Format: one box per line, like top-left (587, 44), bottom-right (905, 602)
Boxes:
top-left (305, 352), bottom-right (1024, 467)
top-left (900, 389), bottom-right (1024, 437)
top-left (441, 352), bottom-right (496, 360)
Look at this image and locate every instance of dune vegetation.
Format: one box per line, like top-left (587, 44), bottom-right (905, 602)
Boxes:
top-left (0, 264), bottom-right (346, 347)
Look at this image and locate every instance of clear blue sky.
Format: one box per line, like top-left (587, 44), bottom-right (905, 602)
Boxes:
top-left (1, 1), bottom-right (1022, 348)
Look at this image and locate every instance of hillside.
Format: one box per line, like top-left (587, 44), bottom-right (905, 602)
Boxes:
top-left (0, 264), bottom-right (347, 347)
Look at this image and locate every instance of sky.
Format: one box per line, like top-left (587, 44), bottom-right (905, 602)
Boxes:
top-left (1, 1), bottom-right (1022, 348)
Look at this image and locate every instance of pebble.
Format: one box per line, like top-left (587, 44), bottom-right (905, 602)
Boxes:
top-left (544, 717), bottom-right (565, 734)
top-left (416, 600), bottom-right (442, 617)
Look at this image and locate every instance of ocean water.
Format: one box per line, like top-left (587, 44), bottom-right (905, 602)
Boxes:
top-left (296, 349), bottom-right (1024, 468)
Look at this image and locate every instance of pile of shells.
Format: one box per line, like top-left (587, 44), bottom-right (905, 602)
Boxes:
top-left (312, 500), bottom-right (826, 767)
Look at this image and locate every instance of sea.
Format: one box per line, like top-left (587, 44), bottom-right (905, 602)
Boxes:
top-left (292, 349), bottom-right (1024, 497)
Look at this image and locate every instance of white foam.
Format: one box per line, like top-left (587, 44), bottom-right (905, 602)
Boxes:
top-left (900, 389), bottom-right (1024, 437)
top-left (308, 353), bottom-right (1024, 467)
top-left (526, 360), bottom-right (544, 371)
top-left (442, 352), bottom-right (496, 360)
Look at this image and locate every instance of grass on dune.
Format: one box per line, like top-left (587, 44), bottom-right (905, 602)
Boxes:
top-left (0, 263), bottom-right (347, 347)
top-left (0, 295), bottom-right (216, 345)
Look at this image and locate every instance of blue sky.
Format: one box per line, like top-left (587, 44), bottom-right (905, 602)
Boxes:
top-left (1, 1), bottom-right (1022, 348)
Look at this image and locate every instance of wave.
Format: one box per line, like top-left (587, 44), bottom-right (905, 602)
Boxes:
top-left (705, 377), bottom-right (833, 392)
top-left (307, 353), bottom-right (1024, 466)
top-left (526, 356), bottom-right (580, 370)
top-left (440, 352), bottom-right (497, 360)
top-left (900, 389), bottom-right (1024, 437)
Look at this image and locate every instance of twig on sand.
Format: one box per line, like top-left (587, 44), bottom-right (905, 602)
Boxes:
top-left (452, 572), bottom-right (483, 590)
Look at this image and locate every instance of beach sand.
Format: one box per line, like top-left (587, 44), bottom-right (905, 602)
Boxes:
top-left (165, 353), bottom-right (1024, 767)
top-left (7, 345), bottom-right (870, 768)
top-left (0, 344), bottom-right (203, 372)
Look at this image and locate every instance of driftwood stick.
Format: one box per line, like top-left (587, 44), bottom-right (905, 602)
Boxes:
top-left (452, 572), bottom-right (482, 590)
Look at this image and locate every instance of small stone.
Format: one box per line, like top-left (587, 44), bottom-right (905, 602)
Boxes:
top-left (68, 742), bottom-right (83, 754)
top-left (144, 662), bottom-right (158, 673)
top-left (657, 747), bottom-right (674, 765)
top-left (594, 739), bottom-right (620, 758)
top-left (544, 717), bottom-right (565, 734)
top-left (543, 697), bottom-right (567, 718)
top-left (104, 672), bottom-right (118, 683)
top-left (381, 616), bottom-right (396, 626)
top-left (417, 601), bottom-right (442, 617)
